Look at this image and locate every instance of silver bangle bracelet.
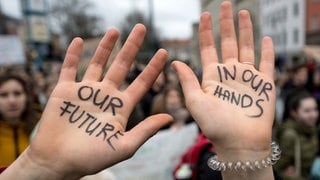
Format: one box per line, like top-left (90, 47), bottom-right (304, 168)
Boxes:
top-left (207, 141), bottom-right (281, 171)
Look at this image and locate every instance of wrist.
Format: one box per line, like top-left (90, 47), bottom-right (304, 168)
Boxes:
top-left (214, 138), bottom-right (272, 161)
top-left (216, 146), bottom-right (270, 163)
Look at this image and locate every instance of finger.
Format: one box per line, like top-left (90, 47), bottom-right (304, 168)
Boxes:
top-left (259, 36), bottom-right (275, 79)
top-left (125, 49), bottom-right (167, 106)
top-left (238, 10), bottom-right (255, 65)
top-left (219, 1), bottom-right (238, 63)
top-left (104, 24), bottom-right (146, 88)
top-left (199, 12), bottom-right (218, 65)
top-left (199, 12), bottom-right (220, 83)
top-left (58, 37), bottom-right (83, 82)
top-left (123, 114), bottom-right (173, 154)
top-left (171, 61), bottom-right (203, 103)
top-left (82, 28), bottom-right (120, 81)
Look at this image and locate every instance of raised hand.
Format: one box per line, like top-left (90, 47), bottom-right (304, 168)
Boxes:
top-left (1, 24), bottom-right (172, 179)
top-left (172, 2), bottom-right (275, 178)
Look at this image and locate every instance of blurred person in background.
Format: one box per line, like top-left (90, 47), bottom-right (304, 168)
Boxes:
top-left (309, 66), bottom-right (320, 118)
top-left (274, 90), bottom-right (319, 179)
top-left (33, 68), bottom-right (59, 109)
top-left (33, 70), bottom-right (48, 109)
top-left (140, 69), bottom-right (166, 118)
top-left (275, 64), bottom-right (291, 123)
top-left (280, 64), bottom-right (309, 122)
top-left (308, 65), bottom-right (320, 180)
top-left (121, 63), bottom-right (145, 131)
top-left (151, 84), bottom-right (193, 130)
top-left (165, 65), bottom-right (180, 86)
top-left (0, 71), bottom-right (38, 166)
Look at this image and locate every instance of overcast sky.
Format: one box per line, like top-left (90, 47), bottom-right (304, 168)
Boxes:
top-left (0, 0), bottom-right (200, 39)
top-left (0, 0), bottom-right (21, 17)
top-left (90, 0), bottom-right (201, 39)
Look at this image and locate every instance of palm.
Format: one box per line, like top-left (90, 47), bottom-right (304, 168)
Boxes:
top-left (26, 24), bottom-right (172, 178)
top-left (32, 82), bottom-right (129, 175)
top-left (197, 62), bottom-right (275, 146)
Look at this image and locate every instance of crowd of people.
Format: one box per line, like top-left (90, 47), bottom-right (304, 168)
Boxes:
top-left (273, 60), bottom-right (320, 179)
top-left (0, 1), bottom-right (319, 179)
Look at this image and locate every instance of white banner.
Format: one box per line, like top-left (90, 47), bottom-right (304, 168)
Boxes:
top-left (107, 123), bottom-right (199, 180)
top-left (0, 35), bottom-right (26, 65)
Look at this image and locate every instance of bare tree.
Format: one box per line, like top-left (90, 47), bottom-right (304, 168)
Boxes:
top-left (121, 10), bottom-right (161, 64)
top-left (50, 0), bottom-right (103, 43)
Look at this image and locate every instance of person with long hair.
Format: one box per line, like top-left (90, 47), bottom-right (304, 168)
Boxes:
top-left (275, 91), bottom-right (318, 179)
top-left (151, 84), bottom-right (192, 129)
top-left (0, 71), bottom-right (38, 166)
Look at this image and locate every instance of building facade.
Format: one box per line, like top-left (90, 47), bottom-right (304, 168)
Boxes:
top-left (260, 0), bottom-right (306, 66)
top-left (160, 39), bottom-right (192, 64)
top-left (306, 0), bottom-right (320, 44)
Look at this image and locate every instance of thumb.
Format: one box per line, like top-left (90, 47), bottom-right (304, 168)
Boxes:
top-left (171, 61), bottom-right (203, 101)
top-left (124, 114), bottom-right (173, 151)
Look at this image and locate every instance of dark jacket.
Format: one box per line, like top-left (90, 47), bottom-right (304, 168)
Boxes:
top-left (275, 119), bottom-right (318, 180)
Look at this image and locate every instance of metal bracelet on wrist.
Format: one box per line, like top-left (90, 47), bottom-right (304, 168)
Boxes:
top-left (207, 141), bottom-right (281, 171)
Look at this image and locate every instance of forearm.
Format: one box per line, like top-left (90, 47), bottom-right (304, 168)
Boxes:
top-left (0, 148), bottom-right (80, 180)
